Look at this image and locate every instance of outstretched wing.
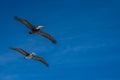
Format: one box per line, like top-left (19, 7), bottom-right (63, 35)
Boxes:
top-left (14, 16), bottom-right (35, 30)
top-left (32, 55), bottom-right (49, 67)
top-left (10, 48), bottom-right (29, 56)
top-left (37, 31), bottom-right (57, 44)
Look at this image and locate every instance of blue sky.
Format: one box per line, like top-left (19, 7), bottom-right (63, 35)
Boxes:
top-left (0, 0), bottom-right (120, 80)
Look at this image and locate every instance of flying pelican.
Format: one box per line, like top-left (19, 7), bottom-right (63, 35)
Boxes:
top-left (10, 48), bottom-right (49, 67)
top-left (14, 16), bottom-right (56, 44)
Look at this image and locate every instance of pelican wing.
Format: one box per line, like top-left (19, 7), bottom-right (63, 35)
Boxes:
top-left (14, 16), bottom-right (35, 30)
top-left (37, 31), bottom-right (56, 44)
top-left (10, 48), bottom-right (29, 56)
top-left (32, 55), bottom-right (49, 67)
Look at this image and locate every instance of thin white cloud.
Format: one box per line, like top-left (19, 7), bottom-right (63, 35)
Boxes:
top-left (52, 53), bottom-right (120, 68)
top-left (50, 42), bottom-right (112, 67)
top-left (61, 43), bottom-right (106, 54)
top-left (97, 78), bottom-right (120, 80)
top-left (0, 53), bottom-right (20, 66)
top-left (1, 74), bottom-right (19, 80)
top-left (60, 35), bottom-right (82, 40)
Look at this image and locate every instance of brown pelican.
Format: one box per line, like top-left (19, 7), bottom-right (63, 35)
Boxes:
top-left (14, 16), bottom-right (56, 44)
top-left (10, 48), bottom-right (49, 67)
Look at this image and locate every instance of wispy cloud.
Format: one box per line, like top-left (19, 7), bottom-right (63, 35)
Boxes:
top-left (96, 78), bottom-right (120, 80)
top-left (52, 51), bottom-right (120, 68)
top-left (61, 43), bottom-right (106, 54)
top-left (50, 41), bottom-right (110, 67)
top-left (0, 53), bottom-right (20, 66)
top-left (59, 35), bottom-right (82, 40)
top-left (1, 74), bottom-right (19, 80)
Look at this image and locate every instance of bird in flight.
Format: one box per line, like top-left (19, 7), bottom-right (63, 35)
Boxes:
top-left (14, 16), bottom-right (57, 44)
top-left (10, 47), bottom-right (49, 67)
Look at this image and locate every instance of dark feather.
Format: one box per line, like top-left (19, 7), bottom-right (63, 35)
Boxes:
top-left (10, 48), bottom-right (29, 56)
top-left (32, 55), bottom-right (49, 67)
top-left (37, 31), bottom-right (57, 44)
top-left (14, 16), bottom-right (35, 30)
top-left (10, 48), bottom-right (49, 67)
top-left (14, 16), bottom-right (57, 44)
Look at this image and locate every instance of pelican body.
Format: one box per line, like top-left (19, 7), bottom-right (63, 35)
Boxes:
top-left (10, 48), bottom-right (49, 67)
top-left (14, 16), bottom-right (56, 44)
top-left (29, 26), bottom-right (44, 34)
top-left (24, 52), bottom-right (35, 59)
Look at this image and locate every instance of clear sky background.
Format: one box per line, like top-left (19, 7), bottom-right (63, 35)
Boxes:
top-left (0, 0), bottom-right (120, 80)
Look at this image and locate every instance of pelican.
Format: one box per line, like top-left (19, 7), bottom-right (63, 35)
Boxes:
top-left (10, 48), bottom-right (48, 67)
top-left (14, 16), bottom-right (56, 44)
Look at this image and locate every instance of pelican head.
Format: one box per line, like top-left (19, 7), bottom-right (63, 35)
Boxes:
top-left (24, 52), bottom-right (35, 59)
top-left (31, 52), bottom-right (36, 55)
top-left (36, 26), bottom-right (44, 30)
